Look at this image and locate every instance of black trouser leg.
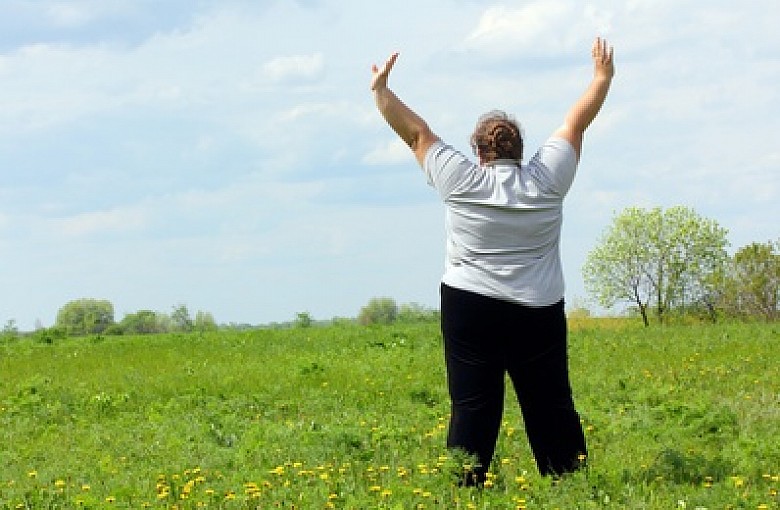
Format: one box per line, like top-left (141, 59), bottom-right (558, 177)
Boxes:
top-left (440, 283), bottom-right (587, 479)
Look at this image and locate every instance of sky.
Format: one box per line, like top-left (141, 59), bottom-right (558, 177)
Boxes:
top-left (1, 0), bottom-right (778, 330)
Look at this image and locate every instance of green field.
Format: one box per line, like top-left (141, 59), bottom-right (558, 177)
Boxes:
top-left (1, 320), bottom-right (778, 509)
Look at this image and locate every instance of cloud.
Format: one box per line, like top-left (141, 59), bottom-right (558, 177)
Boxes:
top-left (50, 205), bottom-right (149, 238)
top-left (461, 1), bottom-right (612, 58)
top-left (262, 52), bottom-right (325, 84)
top-left (362, 139), bottom-right (412, 166)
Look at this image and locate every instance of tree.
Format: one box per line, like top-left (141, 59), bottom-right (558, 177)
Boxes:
top-left (120, 310), bottom-right (166, 335)
top-left (718, 240), bottom-right (779, 320)
top-left (195, 310), bottom-right (219, 332)
top-left (358, 297), bottom-right (398, 325)
top-left (56, 298), bottom-right (115, 336)
top-left (397, 302), bottom-right (439, 322)
top-left (583, 206), bottom-right (729, 326)
top-left (294, 311), bottom-right (313, 328)
top-left (171, 304), bottom-right (194, 332)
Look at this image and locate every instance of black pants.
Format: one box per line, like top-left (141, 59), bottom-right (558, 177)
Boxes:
top-left (440, 283), bottom-right (587, 479)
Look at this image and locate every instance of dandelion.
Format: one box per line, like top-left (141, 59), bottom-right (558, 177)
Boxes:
top-left (105, 496), bottom-right (116, 504)
top-left (369, 485), bottom-right (382, 492)
top-left (54, 479), bottom-right (66, 489)
top-left (27, 470), bottom-right (37, 479)
top-left (81, 484), bottom-right (91, 492)
top-left (381, 489), bottom-right (392, 498)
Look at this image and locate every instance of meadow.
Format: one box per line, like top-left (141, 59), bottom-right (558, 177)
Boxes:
top-left (1, 319), bottom-right (778, 509)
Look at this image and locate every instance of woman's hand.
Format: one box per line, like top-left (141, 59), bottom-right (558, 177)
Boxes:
top-left (592, 37), bottom-right (614, 80)
top-left (371, 52), bottom-right (399, 92)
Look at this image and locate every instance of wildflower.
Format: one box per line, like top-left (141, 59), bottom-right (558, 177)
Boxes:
top-left (369, 485), bottom-right (382, 492)
top-left (81, 484), bottom-right (91, 492)
top-left (204, 489), bottom-right (215, 497)
top-left (105, 496), bottom-right (116, 504)
top-left (381, 489), bottom-right (392, 498)
top-left (27, 470), bottom-right (37, 479)
top-left (54, 479), bottom-right (66, 489)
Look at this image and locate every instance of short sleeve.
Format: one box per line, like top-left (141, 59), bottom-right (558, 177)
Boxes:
top-left (526, 137), bottom-right (578, 196)
top-left (422, 141), bottom-right (479, 199)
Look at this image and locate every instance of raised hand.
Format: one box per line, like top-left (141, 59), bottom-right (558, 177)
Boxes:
top-left (592, 37), bottom-right (614, 80)
top-left (371, 52), bottom-right (399, 92)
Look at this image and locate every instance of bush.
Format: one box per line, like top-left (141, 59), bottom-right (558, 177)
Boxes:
top-left (358, 297), bottom-right (398, 325)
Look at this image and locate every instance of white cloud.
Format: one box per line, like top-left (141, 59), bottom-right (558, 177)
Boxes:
top-left (461, 1), bottom-right (612, 57)
top-left (46, 3), bottom-right (94, 27)
top-left (51, 205), bottom-right (149, 238)
top-left (262, 52), bottom-right (325, 84)
top-left (362, 139), bottom-right (413, 166)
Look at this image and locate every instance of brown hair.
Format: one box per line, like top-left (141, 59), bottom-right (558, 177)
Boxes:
top-left (469, 110), bottom-right (524, 164)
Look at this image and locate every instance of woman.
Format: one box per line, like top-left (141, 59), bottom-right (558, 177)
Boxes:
top-left (371, 38), bottom-right (614, 481)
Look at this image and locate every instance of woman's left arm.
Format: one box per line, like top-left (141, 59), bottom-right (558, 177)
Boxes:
top-left (371, 52), bottom-right (439, 167)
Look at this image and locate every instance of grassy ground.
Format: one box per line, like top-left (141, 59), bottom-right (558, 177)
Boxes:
top-left (1, 319), bottom-right (778, 509)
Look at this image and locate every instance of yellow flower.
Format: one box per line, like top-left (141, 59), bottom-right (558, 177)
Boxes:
top-left (81, 484), bottom-right (91, 492)
top-left (54, 479), bottom-right (66, 489)
top-left (27, 470), bottom-right (37, 479)
top-left (105, 496), bottom-right (116, 504)
top-left (369, 485), bottom-right (382, 492)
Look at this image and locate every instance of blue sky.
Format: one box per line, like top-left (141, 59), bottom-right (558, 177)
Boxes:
top-left (1, 0), bottom-right (778, 329)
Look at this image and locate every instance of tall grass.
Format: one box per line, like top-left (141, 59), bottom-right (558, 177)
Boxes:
top-left (1, 320), bottom-right (778, 508)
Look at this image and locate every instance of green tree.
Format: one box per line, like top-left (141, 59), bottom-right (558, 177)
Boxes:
top-left (583, 206), bottom-right (729, 326)
top-left (2, 319), bottom-right (18, 340)
top-left (397, 302), bottom-right (439, 323)
top-left (56, 298), bottom-right (115, 336)
top-left (120, 310), bottom-right (166, 335)
top-left (195, 310), bottom-right (219, 332)
top-left (358, 297), bottom-right (398, 325)
top-left (718, 240), bottom-right (779, 320)
top-left (294, 311), bottom-right (313, 328)
top-left (171, 304), bottom-right (194, 332)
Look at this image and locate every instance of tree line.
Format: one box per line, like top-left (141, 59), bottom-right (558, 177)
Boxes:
top-left (0, 298), bottom-right (440, 341)
top-left (1, 204), bottom-right (776, 338)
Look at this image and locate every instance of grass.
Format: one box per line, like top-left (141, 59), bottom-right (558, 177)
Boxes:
top-left (0, 319), bottom-right (778, 509)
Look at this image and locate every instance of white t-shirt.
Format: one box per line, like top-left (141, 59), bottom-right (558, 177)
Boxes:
top-left (423, 137), bottom-right (578, 306)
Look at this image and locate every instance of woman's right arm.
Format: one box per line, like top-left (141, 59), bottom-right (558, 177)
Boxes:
top-left (371, 52), bottom-right (440, 167)
top-left (553, 37), bottom-right (615, 160)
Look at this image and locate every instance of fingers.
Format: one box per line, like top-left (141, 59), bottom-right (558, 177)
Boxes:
top-left (370, 52), bottom-right (399, 91)
top-left (592, 37), bottom-right (613, 64)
